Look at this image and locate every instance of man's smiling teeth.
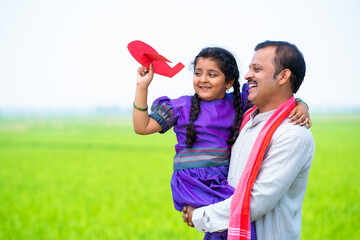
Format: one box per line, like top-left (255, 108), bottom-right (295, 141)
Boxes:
top-left (248, 81), bottom-right (258, 88)
top-left (200, 86), bottom-right (211, 89)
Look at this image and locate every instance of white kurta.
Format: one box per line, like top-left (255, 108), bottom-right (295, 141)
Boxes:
top-left (192, 109), bottom-right (315, 240)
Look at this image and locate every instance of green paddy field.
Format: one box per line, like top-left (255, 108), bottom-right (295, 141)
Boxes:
top-left (0, 113), bottom-right (359, 239)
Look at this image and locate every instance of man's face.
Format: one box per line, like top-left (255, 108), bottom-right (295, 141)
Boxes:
top-left (244, 46), bottom-right (279, 111)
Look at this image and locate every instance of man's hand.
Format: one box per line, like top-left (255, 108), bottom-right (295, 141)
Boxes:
top-left (182, 206), bottom-right (195, 227)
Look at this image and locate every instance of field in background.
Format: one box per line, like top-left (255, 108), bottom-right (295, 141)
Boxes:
top-left (0, 114), bottom-right (359, 239)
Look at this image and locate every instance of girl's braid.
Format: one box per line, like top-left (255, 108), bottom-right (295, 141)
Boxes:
top-left (227, 79), bottom-right (243, 146)
top-left (186, 93), bottom-right (201, 148)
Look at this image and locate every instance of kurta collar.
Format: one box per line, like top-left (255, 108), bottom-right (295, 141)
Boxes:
top-left (250, 109), bottom-right (276, 126)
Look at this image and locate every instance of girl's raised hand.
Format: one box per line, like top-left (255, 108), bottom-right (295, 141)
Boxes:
top-left (133, 63), bottom-right (163, 135)
top-left (137, 64), bottom-right (154, 89)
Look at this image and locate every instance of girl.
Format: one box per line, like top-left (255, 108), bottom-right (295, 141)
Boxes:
top-left (133, 47), bottom-right (310, 240)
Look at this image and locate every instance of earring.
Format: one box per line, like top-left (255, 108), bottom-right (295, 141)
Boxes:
top-left (226, 88), bottom-right (229, 93)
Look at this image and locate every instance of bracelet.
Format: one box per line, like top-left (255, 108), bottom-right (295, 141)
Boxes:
top-left (133, 102), bottom-right (148, 111)
top-left (295, 98), bottom-right (309, 110)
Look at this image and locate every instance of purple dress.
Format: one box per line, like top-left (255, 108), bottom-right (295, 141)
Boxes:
top-left (149, 87), bottom-right (255, 240)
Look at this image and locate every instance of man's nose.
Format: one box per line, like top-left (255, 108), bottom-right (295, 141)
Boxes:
top-left (244, 70), bottom-right (253, 80)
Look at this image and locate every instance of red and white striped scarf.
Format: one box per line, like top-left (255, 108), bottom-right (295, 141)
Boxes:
top-left (228, 96), bottom-right (296, 240)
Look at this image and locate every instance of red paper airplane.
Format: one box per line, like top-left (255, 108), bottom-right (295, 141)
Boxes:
top-left (127, 40), bottom-right (184, 78)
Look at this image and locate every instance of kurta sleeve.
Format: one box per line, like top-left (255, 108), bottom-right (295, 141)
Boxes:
top-left (192, 196), bottom-right (233, 233)
top-left (149, 96), bottom-right (176, 133)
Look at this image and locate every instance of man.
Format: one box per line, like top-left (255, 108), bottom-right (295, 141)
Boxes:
top-left (183, 41), bottom-right (315, 240)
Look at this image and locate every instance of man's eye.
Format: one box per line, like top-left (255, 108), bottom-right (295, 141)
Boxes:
top-left (209, 73), bottom-right (217, 77)
top-left (194, 72), bottom-right (201, 76)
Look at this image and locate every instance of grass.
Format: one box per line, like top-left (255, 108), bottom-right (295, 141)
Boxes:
top-left (301, 114), bottom-right (360, 239)
top-left (0, 114), bottom-right (359, 239)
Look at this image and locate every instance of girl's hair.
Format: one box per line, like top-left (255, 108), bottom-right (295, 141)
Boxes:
top-left (186, 47), bottom-right (243, 148)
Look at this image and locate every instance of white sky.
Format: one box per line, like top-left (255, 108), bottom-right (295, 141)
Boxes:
top-left (0, 0), bottom-right (359, 112)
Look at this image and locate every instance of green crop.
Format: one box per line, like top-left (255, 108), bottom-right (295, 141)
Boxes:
top-left (0, 114), bottom-right (359, 239)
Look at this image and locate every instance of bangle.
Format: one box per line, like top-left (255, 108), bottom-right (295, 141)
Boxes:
top-left (133, 102), bottom-right (148, 111)
top-left (295, 98), bottom-right (309, 110)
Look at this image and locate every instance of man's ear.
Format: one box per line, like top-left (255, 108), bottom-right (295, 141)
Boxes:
top-left (226, 79), bottom-right (235, 89)
top-left (278, 69), bottom-right (291, 86)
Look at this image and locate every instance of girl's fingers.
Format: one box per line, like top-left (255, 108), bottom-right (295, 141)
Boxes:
top-left (138, 65), bottom-right (151, 76)
top-left (299, 117), bottom-right (308, 126)
top-left (149, 64), bottom-right (154, 74)
top-left (288, 109), bottom-right (296, 119)
top-left (307, 120), bottom-right (312, 128)
top-left (289, 112), bottom-right (301, 123)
